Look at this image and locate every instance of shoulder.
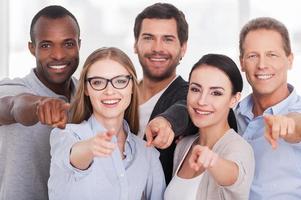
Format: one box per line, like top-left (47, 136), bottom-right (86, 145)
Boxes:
top-left (215, 129), bottom-right (253, 154)
top-left (52, 121), bottom-right (93, 140)
top-left (0, 77), bottom-right (34, 97)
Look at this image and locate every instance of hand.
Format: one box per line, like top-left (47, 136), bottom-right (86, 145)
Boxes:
top-left (264, 114), bottom-right (295, 149)
top-left (36, 98), bottom-right (70, 129)
top-left (189, 145), bottom-right (219, 171)
top-left (87, 129), bottom-right (116, 157)
top-left (145, 116), bottom-right (175, 149)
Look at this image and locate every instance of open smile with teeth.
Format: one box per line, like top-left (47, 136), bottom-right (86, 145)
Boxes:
top-left (101, 99), bottom-right (121, 105)
top-left (49, 65), bottom-right (67, 70)
top-left (149, 57), bottom-right (168, 62)
top-left (194, 109), bottom-right (212, 115)
top-left (256, 74), bottom-right (273, 80)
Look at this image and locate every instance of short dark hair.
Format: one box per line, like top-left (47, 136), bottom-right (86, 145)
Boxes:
top-left (30, 5), bottom-right (80, 43)
top-left (188, 54), bottom-right (243, 132)
top-left (134, 3), bottom-right (188, 46)
top-left (239, 17), bottom-right (291, 57)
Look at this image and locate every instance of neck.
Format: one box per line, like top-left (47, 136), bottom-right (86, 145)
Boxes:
top-left (34, 69), bottom-right (72, 100)
top-left (94, 114), bottom-right (125, 139)
top-left (198, 121), bottom-right (230, 149)
top-left (252, 86), bottom-right (290, 117)
top-left (138, 74), bottom-right (176, 105)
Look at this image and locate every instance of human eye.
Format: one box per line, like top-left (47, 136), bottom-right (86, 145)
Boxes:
top-left (189, 86), bottom-right (200, 93)
top-left (267, 52), bottom-right (278, 58)
top-left (64, 40), bottom-right (75, 48)
top-left (40, 43), bottom-right (51, 49)
top-left (211, 90), bottom-right (223, 96)
top-left (247, 54), bottom-right (258, 59)
top-left (142, 35), bottom-right (152, 41)
top-left (163, 36), bottom-right (174, 42)
top-left (91, 78), bottom-right (105, 87)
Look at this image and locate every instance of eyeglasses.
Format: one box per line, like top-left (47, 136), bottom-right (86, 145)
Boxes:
top-left (86, 75), bottom-right (132, 91)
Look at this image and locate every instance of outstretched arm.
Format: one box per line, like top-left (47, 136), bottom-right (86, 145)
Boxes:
top-left (0, 93), bottom-right (69, 128)
top-left (264, 113), bottom-right (301, 149)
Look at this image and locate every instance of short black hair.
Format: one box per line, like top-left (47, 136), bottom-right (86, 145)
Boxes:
top-left (134, 3), bottom-right (188, 46)
top-left (30, 5), bottom-right (80, 43)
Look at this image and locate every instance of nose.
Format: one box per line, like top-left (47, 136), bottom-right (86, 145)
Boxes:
top-left (257, 56), bottom-right (267, 70)
top-left (151, 39), bottom-right (163, 53)
top-left (103, 81), bottom-right (116, 95)
top-left (50, 46), bottom-right (66, 60)
top-left (197, 93), bottom-right (209, 106)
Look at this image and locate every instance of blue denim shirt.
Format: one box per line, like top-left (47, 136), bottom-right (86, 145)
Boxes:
top-left (235, 85), bottom-right (301, 200)
top-left (48, 116), bottom-right (165, 200)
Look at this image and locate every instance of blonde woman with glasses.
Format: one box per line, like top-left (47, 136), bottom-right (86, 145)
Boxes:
top-left (48, 47), bottom-right (165, 200)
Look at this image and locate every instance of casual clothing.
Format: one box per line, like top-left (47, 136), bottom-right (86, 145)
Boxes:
top-left (165, 129), bottom-right (254, 200)
top-left (164, 160), bottom-right (203, 200)
top-left (48, 116), bottom-right (165, 200)
top-left (0, 70), bottom-right (76, 200)
top-left (138, 87), bottom-right (166, 138)
top-left (141, 76), bottom-right (193, 183)
top-left (235, 84), bottom-right (301, 200)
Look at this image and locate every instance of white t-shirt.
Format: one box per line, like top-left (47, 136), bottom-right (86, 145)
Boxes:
top-left (164, 137), bottom-right (203, 200)
top-left (138, 76), bottom-right (178, 138)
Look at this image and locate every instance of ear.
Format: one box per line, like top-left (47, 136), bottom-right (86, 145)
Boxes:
top-left (180, 42), bottom-right (187, 58)
top-left (84, 85), bottom-right (89, 96)
top-left (78, 38), bottom-right (81, 49)
top-left (134, 41), bottom-right (138, 54)
top-left (287, 53), bottom-right (294, 70)
top-left (229, 92), bottom-right (241, 108)
top-left (28, 42), bottom-right (35, 56)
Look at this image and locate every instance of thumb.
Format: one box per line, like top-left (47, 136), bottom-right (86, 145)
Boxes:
top-left (106, 129), bottom-right (116, 139)
top-left (62, 103), bottom-right (71, 111)
top-left (145, 126), bottom-right (159, 147)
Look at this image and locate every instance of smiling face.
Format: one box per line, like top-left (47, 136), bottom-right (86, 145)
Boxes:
top-left (187, 66), bottom-right (240, 130)
top-left (134, 18), bottom-right (186, 81)
top-left (85, 59), bottom-right (132, 122)
top-left (240, 29), bottom-right (293, 98)
top-left (29, 16), bottom-right (80, 86)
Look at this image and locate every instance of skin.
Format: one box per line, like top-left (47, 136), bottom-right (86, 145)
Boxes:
top-left (240, 29), bottom-right (301, 148)
top-left (70, 59), bottom-right (133, 170)
top-left (135, 18), bottom-right (186, 148)
top-left (0, 16), bottom-right (80, 128)
top-left (178, 66), bottom-right (241, 186)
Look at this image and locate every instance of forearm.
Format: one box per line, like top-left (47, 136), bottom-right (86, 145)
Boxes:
top-left (0, 93), bottom-right (43, 125)
top-left (70, 140), bottom-right (94, 170)
top-left (208, 157), bottom-right (239, 186)
top-left (159, 100), bottom-right (197, 136)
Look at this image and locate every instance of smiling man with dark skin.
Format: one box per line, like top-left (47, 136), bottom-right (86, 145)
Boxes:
top-left (0, 6), bottom-right (80, 200)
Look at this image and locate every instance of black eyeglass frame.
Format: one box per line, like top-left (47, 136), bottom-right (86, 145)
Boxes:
top-left (85, 75), bottom-right (133, 91)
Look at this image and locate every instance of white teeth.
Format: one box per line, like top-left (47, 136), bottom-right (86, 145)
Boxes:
top-left (101, 99), bottom-right (120, 105)
top-left (150, 58), bottom-right (166, 62)
top-left (195, 110), bottom-right (211, 115)
top-left (256, 74), bottom-right (272, 80)
top-left (49, 65), bottom-right (67, 69)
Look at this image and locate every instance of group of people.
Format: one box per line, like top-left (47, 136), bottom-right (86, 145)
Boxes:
top-left (0, 2), bottom-right (300, 200)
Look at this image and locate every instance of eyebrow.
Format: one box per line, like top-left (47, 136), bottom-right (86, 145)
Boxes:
top-left (141, 33), bottom-right (176, 38)
top-left (190, 82), bottom-right (225, 91)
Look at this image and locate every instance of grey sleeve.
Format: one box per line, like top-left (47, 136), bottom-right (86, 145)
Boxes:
top-left (158, 100), bottom-right (197, 137)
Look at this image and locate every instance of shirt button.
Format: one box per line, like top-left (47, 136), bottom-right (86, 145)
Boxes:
top-left (120, 173), bottom-right (124, 177)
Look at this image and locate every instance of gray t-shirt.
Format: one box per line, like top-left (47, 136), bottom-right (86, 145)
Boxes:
top-left (0, 70), bottom-right (77, 200)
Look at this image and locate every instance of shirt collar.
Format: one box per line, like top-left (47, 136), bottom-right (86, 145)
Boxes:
top-left (236, 84), bottom-right (297, 119)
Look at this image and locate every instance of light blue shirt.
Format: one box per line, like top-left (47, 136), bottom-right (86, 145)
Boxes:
top-left (235, 85), bottom-right (301, 200)
top-left (48, 116), bottom-right (165, 200)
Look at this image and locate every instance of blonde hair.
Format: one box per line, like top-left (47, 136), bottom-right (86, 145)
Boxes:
top-left (71, 47), bottom-right (139, 134)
